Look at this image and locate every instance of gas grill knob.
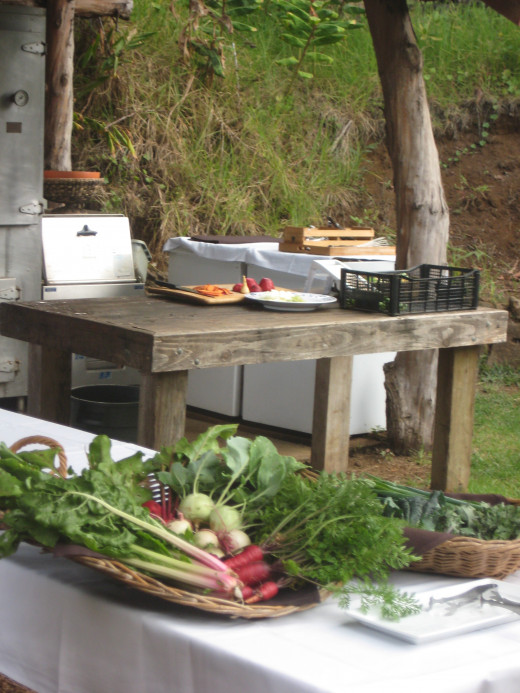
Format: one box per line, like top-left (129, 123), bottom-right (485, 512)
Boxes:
top-left (11, 90), bottom-right (29, 107)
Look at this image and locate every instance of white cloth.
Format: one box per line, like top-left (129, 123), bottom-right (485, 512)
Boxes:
top-left (162, 237), bottom-right (395, 286)
top-left (2, 410), bottom-right (520, 693)
top-left (0, 408), bottom-right (155, 474)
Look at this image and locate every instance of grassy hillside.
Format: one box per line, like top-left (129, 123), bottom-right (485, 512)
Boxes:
top-left (72, 0), bottom-right (520, 263)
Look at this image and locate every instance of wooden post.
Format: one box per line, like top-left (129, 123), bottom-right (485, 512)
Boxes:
top-left (27, 343), bottom-right (71, 424)
top-left (137, 371), bottom-right (189, 449)
top-left (310, 355), bottom-right (353, 473)
top-left (45, 0), bottom-right (76, 170)
top-left (431, 345), bottom-right (481, 492)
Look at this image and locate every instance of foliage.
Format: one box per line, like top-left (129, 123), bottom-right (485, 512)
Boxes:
top-left (369, 475), bottom-right (520, 540)
top-left (177, 0), bottom-right (262, 82)
top-left (246, 469), bottom-right (419, 618)
top-left (71, 0), bottom-right (520, 260)
top-left (271, 0), bottom-right (365, 92)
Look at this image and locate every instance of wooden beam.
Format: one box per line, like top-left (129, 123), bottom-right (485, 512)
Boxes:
top-left (0, 0), bottom-right (133, 19)
top-left (430, 345), bottom-right (481, 492)
top-left (27, 344), bottom-right (71, 424)
top-left (310, 355), bottom-right (353, 473)
top-left (75, 0), bottom-right (132, 18)
top-left (137, 371), bottom-right (189, 449)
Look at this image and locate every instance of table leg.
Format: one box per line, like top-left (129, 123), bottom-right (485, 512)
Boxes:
top-left (431, 345), bottom-right (480, 492)
top-left (310, 355), bottom-right (353, 473)
top-left (27, 344), bottom-right (71, 424)
top-left (137, 370), bottom-right (189, 449)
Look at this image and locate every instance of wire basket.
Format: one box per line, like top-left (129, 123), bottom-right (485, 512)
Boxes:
top-left (339, 263), bottom-right (480, 316)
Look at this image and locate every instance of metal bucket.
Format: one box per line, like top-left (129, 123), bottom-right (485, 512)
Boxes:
top-left (70, 385), bottom-right (139, 443)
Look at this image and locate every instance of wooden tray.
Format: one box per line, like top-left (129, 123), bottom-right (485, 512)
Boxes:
top-left (147, 283), bottom-right (246, 305)
top-left (279, 242), bottom-right (397, 256)
top-left (278, 225), bottom-right (395, 256)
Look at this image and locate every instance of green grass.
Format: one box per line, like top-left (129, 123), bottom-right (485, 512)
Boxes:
top-left (467, 365), bottom-right (520, 496)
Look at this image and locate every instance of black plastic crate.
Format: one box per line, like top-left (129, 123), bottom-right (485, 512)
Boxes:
top-left (339, 264), bottom-right (480, 316)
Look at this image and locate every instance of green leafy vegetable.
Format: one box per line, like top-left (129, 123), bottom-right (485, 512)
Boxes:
top-left (248, 471), bottom-right (420, 620)
top-left (0, 436), bottom-right (240, 595)
top-left (367, 475), bottom-right (520, 540)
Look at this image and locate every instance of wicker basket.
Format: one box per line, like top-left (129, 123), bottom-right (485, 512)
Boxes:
top-left (0, 673), bottom-right (36, 693)
top-left (8, 436), bottom-right (68, 477)
top-left (3, 436), bottom-right (328, 620)
top-left (43, 177), bottom-right (107, 207)
top-left (408, 533), bottom-right (520, 580)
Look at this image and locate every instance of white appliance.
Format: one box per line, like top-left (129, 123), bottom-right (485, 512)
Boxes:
top-left (164, 237), bottom-right (396, 434)
top-left (41, 214), bottom-right (145, 387)
top-left (166, 240), bottom-right (246, 416)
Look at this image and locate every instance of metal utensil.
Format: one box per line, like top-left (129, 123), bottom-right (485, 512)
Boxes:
top-left (426, 582), bottom-right (499, 614)
top-left (150, 279), bottom-right (202, 295)
top-left (481, 588), bottom-right (520, 616)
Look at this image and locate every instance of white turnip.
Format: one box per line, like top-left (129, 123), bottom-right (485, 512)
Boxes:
top-left (179, 493), bottom-right (215, 525)
top-left (220, 529), bottom-right (251, 555)
top-left (193, 529), bottom-right (219, 549)
top-left (167, 518), bottom-right (193, 535)
top-left (209, 505), bottom-right (242, 533)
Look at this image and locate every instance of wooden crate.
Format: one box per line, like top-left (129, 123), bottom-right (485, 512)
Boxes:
top-left (278, 226), bottom-right (395, 256)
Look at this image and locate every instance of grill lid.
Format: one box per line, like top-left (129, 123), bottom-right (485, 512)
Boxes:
top-left (42, 214), bottom-right (136, 284)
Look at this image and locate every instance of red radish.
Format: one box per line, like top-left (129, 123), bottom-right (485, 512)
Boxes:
top-left (244, 581), bottom-right (279, 604)
top-left (236, 560), bottom-right (271, 587)
top-left (232, 283), bottom-right (243, 292)
top-left (259, 277), bottom-right (275, 291)
top-left (142, 500), bottom-right (163, 518)
top-left (245, 277), bottom-right (262, 292)
top-left (240, 585), bottom-right (254, 600)
top-left (223, 545), bottom-right (264, 570)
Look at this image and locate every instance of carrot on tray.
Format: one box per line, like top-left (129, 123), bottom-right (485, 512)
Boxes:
top-left (192, 284), bottom-right (233, 297)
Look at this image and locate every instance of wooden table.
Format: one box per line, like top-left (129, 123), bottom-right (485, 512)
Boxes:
top-left (0, 296), bottom-right (508, 490)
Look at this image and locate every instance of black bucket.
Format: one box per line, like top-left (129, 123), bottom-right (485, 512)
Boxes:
top-left (70, 385), bottom-right (139, 443)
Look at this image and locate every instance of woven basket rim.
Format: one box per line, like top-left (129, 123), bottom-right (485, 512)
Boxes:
top-left (69, 553), bottom-right (329, 619)
top-left (9, 436), bottom-right (68, 478)
top-left (410, 533), bottom-right (520, 579)
top-left (43, 178), bottom-right (106, 188)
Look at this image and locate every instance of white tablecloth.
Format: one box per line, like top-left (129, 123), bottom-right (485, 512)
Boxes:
top-left (2, 410), bottom-right (520, 693)
top-left (162, 237), bottom-right (395, 290)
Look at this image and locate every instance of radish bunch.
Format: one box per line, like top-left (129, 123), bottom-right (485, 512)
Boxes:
top-left (144, 424), bottom-right (308, 603)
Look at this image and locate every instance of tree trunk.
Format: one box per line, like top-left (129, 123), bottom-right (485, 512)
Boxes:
top-left (45, 0), bottom-right (76, 170)
top-left (363, 0), bottom-right (450, 453)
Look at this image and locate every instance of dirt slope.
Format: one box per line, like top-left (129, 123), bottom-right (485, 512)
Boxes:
top-left (358, 115), bottom-right (520, 304)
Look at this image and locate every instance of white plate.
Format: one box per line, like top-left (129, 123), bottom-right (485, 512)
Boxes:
top-left (344, 579), bottom-right (520, 644)
top-left (244, 291), bottom-right (338, 312)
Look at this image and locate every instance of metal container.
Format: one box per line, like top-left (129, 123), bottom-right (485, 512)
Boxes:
top-left (0, 6), bottom-right (45, 399)
top-left (70, 385), bottom-right (140, 443)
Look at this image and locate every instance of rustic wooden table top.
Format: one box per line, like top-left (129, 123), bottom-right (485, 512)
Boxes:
top-left (0, 295), bottom-right (508, 374)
